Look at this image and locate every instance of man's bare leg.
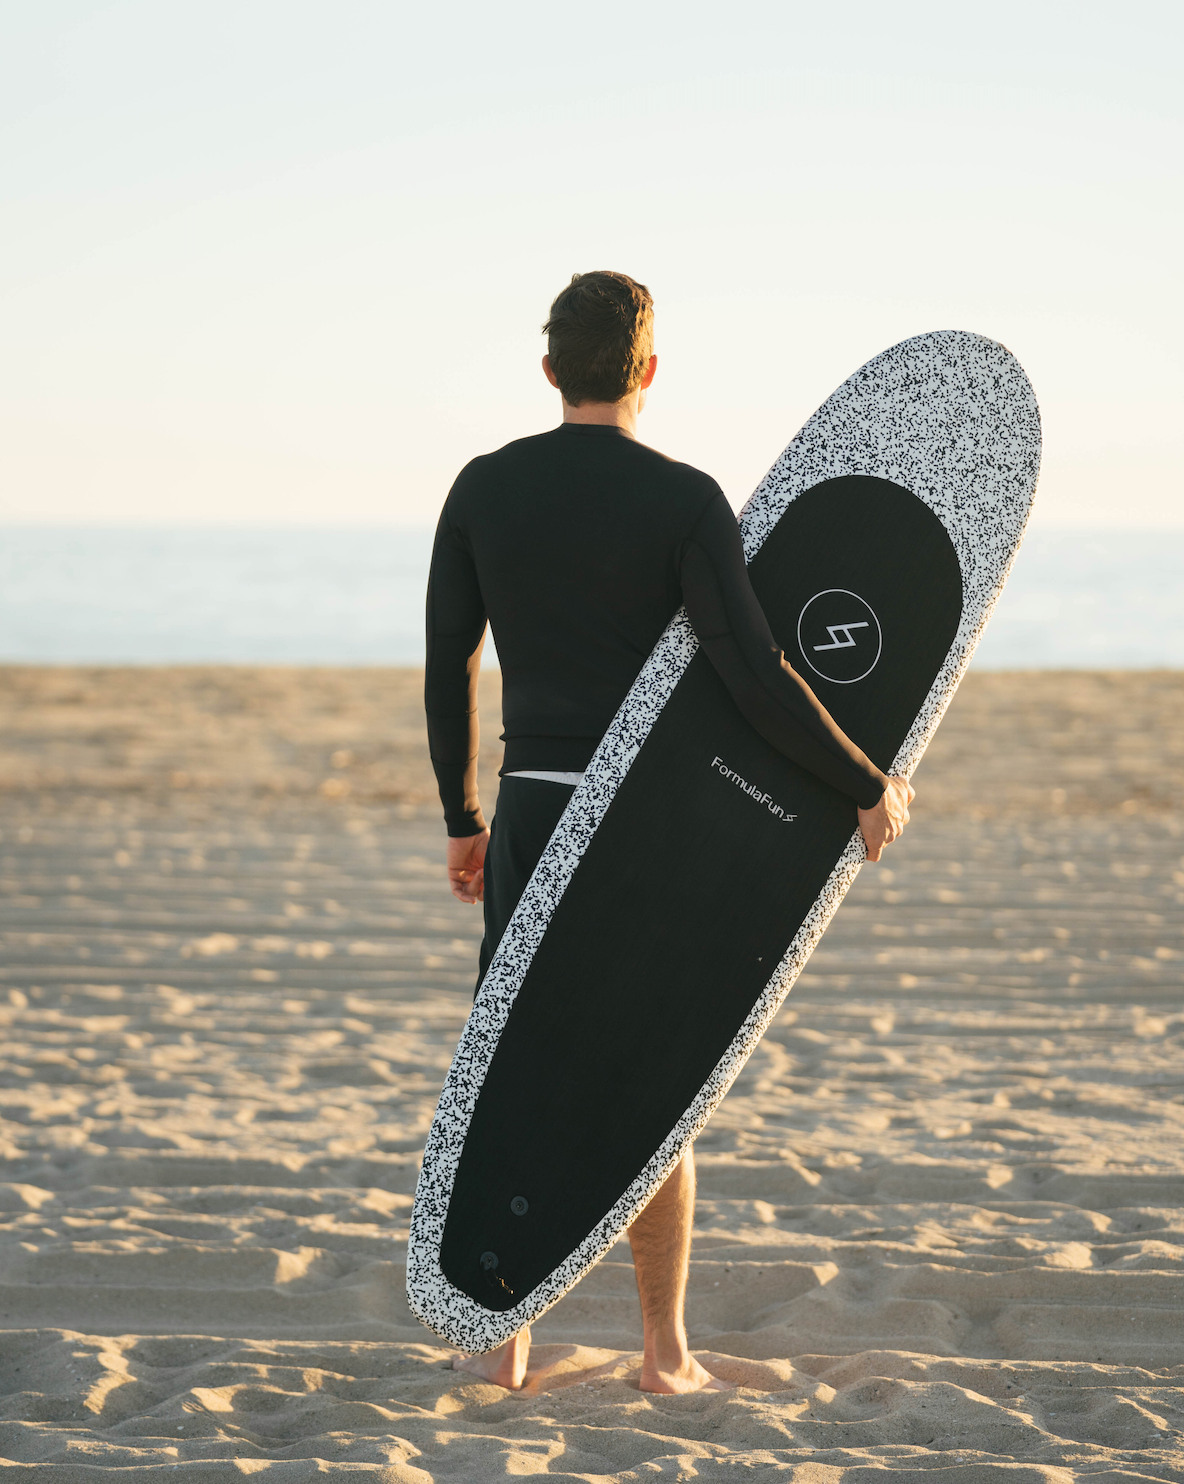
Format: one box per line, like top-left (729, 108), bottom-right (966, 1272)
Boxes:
top-left (452, 1325), bottom-right (530, 1389)
top-left (629, 1151), bottom-right (731, 1393)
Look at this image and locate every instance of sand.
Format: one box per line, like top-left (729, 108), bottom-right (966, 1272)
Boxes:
top-left (1, 665), bottom-right (1182, 1481)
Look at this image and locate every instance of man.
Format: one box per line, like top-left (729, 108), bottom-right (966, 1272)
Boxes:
top-left (425, 271), bottom-right (913, 1393)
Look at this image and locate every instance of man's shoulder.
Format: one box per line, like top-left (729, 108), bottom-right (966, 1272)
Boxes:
top-left (488, 428), bottom-right (557, 458)
top-left (629, 440), bottom-right (727, 524)
top-left (447, 429), bottom-right (557, 493)
top-left (633, 439), bottom-right (721, 491)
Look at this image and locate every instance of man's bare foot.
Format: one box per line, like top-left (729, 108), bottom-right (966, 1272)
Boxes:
top-left (451, 1326), bottom-right (530, 1389)
top-left (639, 1353), bottom-right (735, 1394)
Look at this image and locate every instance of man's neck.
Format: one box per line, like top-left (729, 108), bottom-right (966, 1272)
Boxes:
top-left (561, 391), bottom-right (641, 438)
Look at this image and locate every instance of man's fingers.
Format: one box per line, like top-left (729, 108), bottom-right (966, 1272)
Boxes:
top-left (445, 829), bottom-right (491, 904)
top-left (449, 868), bottom-right (483, 904)
top-left (869, 776), bottom-right (916, 859)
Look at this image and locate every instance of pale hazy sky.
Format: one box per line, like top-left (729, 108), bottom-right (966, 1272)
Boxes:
top-left (1, 1), bottom-right (1180, 529)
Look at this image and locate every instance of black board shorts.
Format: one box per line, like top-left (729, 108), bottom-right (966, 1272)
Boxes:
top-left (477, 776), bottom-right (577, 996)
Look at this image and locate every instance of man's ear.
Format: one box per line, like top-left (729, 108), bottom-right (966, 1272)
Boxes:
top-left (542, 354), bottom-right (561, 390)
top-left (640, 354), bottom-right (658, 390)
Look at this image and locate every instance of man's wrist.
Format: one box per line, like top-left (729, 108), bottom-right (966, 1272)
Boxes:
top-left (446, 818), bottom-right (488, 838)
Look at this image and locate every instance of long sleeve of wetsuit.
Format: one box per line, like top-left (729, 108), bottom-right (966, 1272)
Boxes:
top-left (425, 502), bottom-right (488, 837)
top-left (680, 492), bottom-right (888, 809)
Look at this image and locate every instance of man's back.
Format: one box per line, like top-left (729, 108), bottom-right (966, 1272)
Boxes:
top-left (429, 422), bottom-right (721, 779)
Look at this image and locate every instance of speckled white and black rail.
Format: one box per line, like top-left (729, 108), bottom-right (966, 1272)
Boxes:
top-left (407, 330), bottom-right (1042, 1353)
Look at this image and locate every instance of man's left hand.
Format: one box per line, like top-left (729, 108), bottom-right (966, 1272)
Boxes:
top-left (857, 777), bottom-right (915, 862)
top-left (447, 830), bottom-right (490, 904)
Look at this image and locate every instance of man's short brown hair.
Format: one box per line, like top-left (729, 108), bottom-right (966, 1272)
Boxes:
top-left (542, 271), bottom-right (654, 406)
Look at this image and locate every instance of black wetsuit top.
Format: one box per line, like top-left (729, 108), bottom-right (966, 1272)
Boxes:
top-left (425, 423), bottom-right (888, 836)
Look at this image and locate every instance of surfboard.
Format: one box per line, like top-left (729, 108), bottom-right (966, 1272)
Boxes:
top-left (407, 330), bottom-right (1041, 1353)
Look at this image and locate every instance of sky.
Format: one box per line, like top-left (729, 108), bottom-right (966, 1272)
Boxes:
top-left (1, 1), bottom-right (1180, 530)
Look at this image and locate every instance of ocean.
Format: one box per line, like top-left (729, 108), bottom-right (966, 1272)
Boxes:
top-left (0, 527), bottom-right (1180, 669)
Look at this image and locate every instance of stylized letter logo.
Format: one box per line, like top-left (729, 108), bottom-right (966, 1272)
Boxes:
top-left (813, 621), bottom-right (870, 652)
top-left (797, 591), bottom-right (882, 684)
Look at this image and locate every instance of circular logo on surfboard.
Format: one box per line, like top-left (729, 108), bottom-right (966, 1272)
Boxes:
top-left (797, 589), bottom-right (882, 684)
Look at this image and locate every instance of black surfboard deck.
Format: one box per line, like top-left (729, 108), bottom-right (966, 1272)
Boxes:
top-left (408, 331), bottom-right (1041, 1352)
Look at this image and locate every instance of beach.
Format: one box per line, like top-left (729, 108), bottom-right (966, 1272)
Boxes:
top-left (1, 664), bottom-right (1182, 1480)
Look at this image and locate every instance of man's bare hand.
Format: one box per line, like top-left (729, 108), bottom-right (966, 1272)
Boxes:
top-left (447, 830), bottom-right (490, 904)
top-left (857, 777), bottom-right (915, 863)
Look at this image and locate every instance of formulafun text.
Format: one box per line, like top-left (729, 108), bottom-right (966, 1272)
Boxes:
top-left (711, 757), bottom-right (798, 823)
